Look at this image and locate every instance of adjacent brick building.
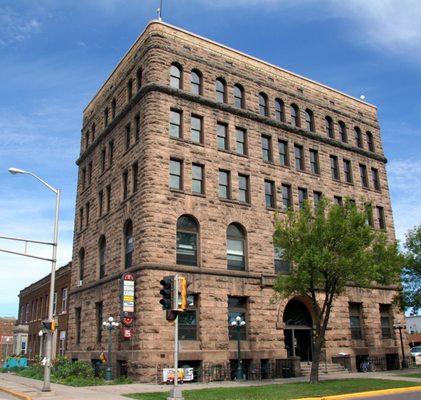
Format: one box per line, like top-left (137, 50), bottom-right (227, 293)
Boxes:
top-left (0, 317), bottom-right (15, 363)
top-left (67, 20), bottom-right (406, 381)
top-left (14, 263), bottom-right (71, 359)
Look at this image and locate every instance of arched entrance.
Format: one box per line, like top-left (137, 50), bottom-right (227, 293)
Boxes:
top-left (283, 299), bottom-right (312, 362)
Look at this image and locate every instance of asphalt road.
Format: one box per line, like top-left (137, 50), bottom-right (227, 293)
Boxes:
top-left (354, 390), bottom-right (421, 399)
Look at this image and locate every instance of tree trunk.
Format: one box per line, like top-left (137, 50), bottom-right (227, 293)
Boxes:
top-left (310, 337), bottom-right (322, 383)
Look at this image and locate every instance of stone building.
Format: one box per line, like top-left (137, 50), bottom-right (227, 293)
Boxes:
top-left (67, 20), bottom-right (406, 381)
top-left (0, 317), bottom-right (16, 363)
top-left (14, 263), bottom-right (71, 359)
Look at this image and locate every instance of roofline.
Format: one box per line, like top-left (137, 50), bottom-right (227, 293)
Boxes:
top-left (84, 19), bottom-right (376, 113)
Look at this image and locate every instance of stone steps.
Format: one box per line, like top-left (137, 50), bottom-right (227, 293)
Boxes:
top-left (300, 362), bottom-right (350, 376)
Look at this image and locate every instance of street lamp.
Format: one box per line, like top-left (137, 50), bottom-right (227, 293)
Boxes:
top-left (8, 167), bottom-right (60, 392)
top-left (102, 316), bottom-right (120, 381)
top-left (231, 315), bottom-right (246, 380)
top-left (38, 330), bottom-right (44, 358)
top-left (393, 323), bottom-right (408, 368)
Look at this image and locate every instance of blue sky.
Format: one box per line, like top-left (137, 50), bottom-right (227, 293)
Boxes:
top-left (0, 0), bottom-right (420, 317)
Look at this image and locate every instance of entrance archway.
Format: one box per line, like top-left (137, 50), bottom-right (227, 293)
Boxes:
top-left (283, 299), bottom-right (312, 361)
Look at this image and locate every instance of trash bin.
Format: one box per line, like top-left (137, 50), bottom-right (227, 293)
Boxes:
top-left (282, 367), bottom-right (292, 378)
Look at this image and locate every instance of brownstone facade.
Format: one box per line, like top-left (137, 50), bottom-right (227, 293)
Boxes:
top-left (67, 21), bottom-right (406, 381)
top-left (15, 263), bottom-right (71, 359)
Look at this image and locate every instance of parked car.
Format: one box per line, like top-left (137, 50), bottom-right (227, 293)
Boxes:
top-left (410, 346), bottom-right (421, 361)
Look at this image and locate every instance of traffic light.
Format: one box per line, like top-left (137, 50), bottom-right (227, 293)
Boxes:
top-left (178, 276), bottom-right (188, 311)
top-left (41, 320), bottom-right (56, 332)
top-left (159, 276), bottom-right (174, 310)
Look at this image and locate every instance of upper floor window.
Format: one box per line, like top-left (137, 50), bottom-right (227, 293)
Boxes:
top-left (170, 63), bottom-right (182, 89)
top-left (99, 235), bottom-right (106, 279)
top-left (371, 168), bottom-right (380, 191)
top-left (325, 116), bottom-right (334, 138)
top-left (290, 104), bottom-right (300, 127)
top-left (366, 131), bottom-right (375, 152)
top-left (61, 287), bottom-right (68, 313)
top-left (275, 99), bottom-right (285, 122)
top-left (238, 174), bottom-right (250, 203)
top-left (190, 115), bottom-right (203, 144)
top-left (235, 128), bottom-right (247, 155)
top-left (359, 164), bottom-right (368, 188)
top-left (294, 144), bottom-right (304, 171)
top-left (192, 164), bottom-right (204, 194)
top-left (339, 121), bottom-right (347, 142)
top-left (298, 187), bottom-right (308, 209)
top-left (330, 155), bottom-right (340, 180)
top-left (376, 206), bottom-right (386, 230)
top-left (179, 295), bottom-right (198, 340)
top-left (228, 297), bottom-right (247, 340)
top-left (343, 159), bottom-right (353, 183)
top-left (170, 109), bottom-right (182, 138)
top-left (278, 140), bottom-right (289, 166)
top-left (170, 159), bottom-right (182, 190)
top-left (215, 78), bottom-right (226, 103)
top-left (127, 79), bottom-right (133, 101)
top-left (111, 98), bottom-right (116, 120)
top-left (124, 220), bottom-right (134, 269)
top-left (191, 70), bottom-right (202, 95)
top-left (136, 67), bottom-right (142, 91)
top-left (258, 93), bottom-right (268, 116)
top-left (219, 170), bottom-right (231, 199)
top-left (304, 109), bottom-right (314, 132)
top-left (227, 223), bottom-right (246, 271)
top-left (380, 304), bottom-right (392, 338)
top-left (313, 191), bottom-right (322, 209)
top-left (265, 180), bottom-right (275, 208)
top-left (78, 248), bottom-right (85, 281)
top-left (104, 107), bottom-right (109, 128)
top-left (349, 303), bottom-right (363, 340)
top-left (233, 84), bottom-right (244, 108)
top-left (355, 127), bottom-right (363, 148)
top-left (176, 215), bottom-right (198, 266)
top-left (261, 135), bottom-right (272, 162)
top-left (217, 123), bottom-right (228, 150)
top-left (309, 149), bottom-right (319, 174)
top-left (274, 245), bottom-right (291, 274)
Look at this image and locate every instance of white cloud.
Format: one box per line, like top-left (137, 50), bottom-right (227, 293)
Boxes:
top-left (0, 7), bottom-right (41, 46)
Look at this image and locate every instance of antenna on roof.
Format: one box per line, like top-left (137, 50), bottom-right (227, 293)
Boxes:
top-left (157, 0), bottom-right (163, 21)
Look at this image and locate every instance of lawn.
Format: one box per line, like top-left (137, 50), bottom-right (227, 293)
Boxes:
top-left (398, 373), bottom-right (421, 378)
top-left (124, 378), bottom-right (419, 400)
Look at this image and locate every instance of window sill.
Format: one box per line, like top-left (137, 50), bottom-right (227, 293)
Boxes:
top-left (191, 192), bottom-right (206, 198)
top-left (219, 198), bottom-right (251, 207)
top-left (170, 136), bottom-right (205, 148)
top-left (217, 148), bottom-right (249, 158)
top-left (169, 188), bottom-right (185, 195)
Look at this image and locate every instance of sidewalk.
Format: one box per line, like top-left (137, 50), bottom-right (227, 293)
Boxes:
top-left (1, 370), bottom-right (421, 400)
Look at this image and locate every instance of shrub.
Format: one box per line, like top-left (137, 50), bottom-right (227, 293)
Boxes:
top-left (53, 357), bottom-right (94, 380)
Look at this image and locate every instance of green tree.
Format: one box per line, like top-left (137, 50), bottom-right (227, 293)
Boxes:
top-left (273, 199), bottom-right (402, 383)
top-left (402, 224), bottom-right (421, 313)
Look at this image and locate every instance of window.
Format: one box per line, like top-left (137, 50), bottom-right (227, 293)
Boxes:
top-left (191, 115), bottom-right (203, 143)
top-left (136, 67), bottom-right (142, 91)
top-left (108, 140), bottom-right (114, 166)
top-left (380, 304), bottom-right (392, 339)
top-left (78, 248), bottom-right (85, 281)
top-left (325, 116), bottom-right (334, 138)
top-left (217, 123), bottom-right (228, 150)
top-left (127, 79), bottom-right (133, 101)
top-left (238, 174), bottom-right (249, 203)
top-left (234, 84), bottom-right (244, 108)
top-left (227, 224), bottom-right (246, 271)
top-left (53, 292), bottom-right (57, 315)
top-left (79, 207), bottom-right (83, 231)
top-left (265, 180), bottom-right (275, 208)
top-left (85, 130), bottom-right (89, 149)
top-left (125, 123), bottom-right (131, 151)
top-left (170, 109), bottom-right (182, 138)
top-left (330, 155), bottom-right (340, 180)
top-left (294, 145), bottom-right (304, 171)
top-left (75, 308), bottom-right (81, 345)
top-left (81, 167), bottom-right (86, 190)
top-left (135, 113), bottom-right (140, 142)
top-left (219, 170), bottom-right (230, 199)
top-left (309, 149), bottom-right (319, 174)
top-left (304, 109), bottom-right (314, 131)
top-left (96, 302), bottom-right (103, 343)
top-left (111, 98), bottom-right (116, 119)
top-left (86, 202), bottom-right (90, 226)
top-left (192, 164), bottom-right (204, 194)
top-left (215, 78), bottom-right (226, 103)
top-left (170, 159), bottom-right (182, 190)
top-left (99, 236), bottom-right (106, 279)
top-left (122, 170), bottom-right (129, 200)
top-left (349, 303), bottom-right (363, 340)
top-left (92, 123), bottom-right (96, 142)
top-left (365, 203), bottom-right (374, 228)
top-left (179, 295), bottom-right (198, 340)
top-left (371, 168), bottom-right (380, 190)
top-left (343, 159), bottom-right (353, 183)
top-left (106, 185), bottom-right (111, 213)
top-left (191, 70), bottom-right (202, 95)
top-left (274, 246), bottom-right (291, 274)
top-left (176, 216), bottom-right (198, 266)
top-left (61, 288), bottom-right (68, 313)
top-left (278, 140), bottom-right (289, 166)
top-left (170, 63), bottom-right (182, 89)
top-left (275, 99), bottom-right (284, 122)
top-left (59, 331), bottom-right (66, 356)
top-left (132, 162), bottom-right (138, 193)
top-left (339, 121), bottom-right (347, 142)
top-left (101, 147), bottom-right (106, 172)
top-left (261, 135), bottom-right (272, 162)
top-left (359, 164), bottom-right (368, 188)
top-left (228, 297), bottom-right (247, 340)
top-left (235, 128), bottom-right (247, 155)
top-left (87, 162), bottom-right (92, 186)
top-left (334, 196), bottom-right (343, 206)
top-left (104, 108), bottom-right (109, 128)
top-left (355, 127), bottom-right (363, 148)
top-left (298, 188), bottom-right (307, 209)
top-left (290, 104), bottom-right (300, 127)
top-left (313, 191), bottom-right (322, 209)
top-left (366, 131), bottom-right (375, 152)
top-left (281, 184), bottom-right (292, 210)
top-left (124, 220), bottom-right (134, 269)
top-left (259, 93), bottom-right (268, 116)
top-left (376, 206), bottom-right (385, 230)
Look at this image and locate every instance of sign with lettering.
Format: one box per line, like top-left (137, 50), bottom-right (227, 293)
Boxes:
top-left (121, 273), bottom-right (135, 318)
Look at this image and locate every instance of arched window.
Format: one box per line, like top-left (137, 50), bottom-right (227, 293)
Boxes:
top-left (259, 92), bottom-right (268, 116)
top-left (366, 131), bottom-right (375, 152)
top-left (275, 99), bottom-right (284, 122)
top-left (136, 67), bottom-right (142, 91)
top-left (233, 84), bottom-right (244, 108)
top-left (176, 216), bottom-right (198, 266)
top-left (98, 236), bottom-right (106, 279)
top-left (78, 248), bottom-right (85, 281)
top-left (170, 63), bottom-right (182, 89)
top-left (325, 116), bottom-right (334, 138)
top-left (338, 121), bottom-right (347, 142)
top-left (191, 70), bottom-right (202, 95)
top-left (355, 127), bottom-right (363, 148)
top-left (290, 104), bottom-right (300, 127)
top-left (127, 78), bottom-right (133, 101)
top-left (215, 78), bottom-right (226, 103)
top-left (304, 109), bottom-right (314, 131)
top-left (111, 98), bottom-right (116, 119)
top-left (227, 223), bottom-right (246, 271)
top-left (91, 123), bottom-right (96, 143)
top-left (124, 220), bottom-right (134, 269)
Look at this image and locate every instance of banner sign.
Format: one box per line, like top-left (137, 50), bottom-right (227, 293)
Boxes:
top-left (121, 273), bottom-right (135, 318)
top-left (162, 368), bottom-right (194, 383)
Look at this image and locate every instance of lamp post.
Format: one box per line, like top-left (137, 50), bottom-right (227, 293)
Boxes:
top-left (102, 316), bottom-right (119, 381)
top-left (231, 315), bottom-right (246, 380)
top-left (393, 323), bottom-right (408, 368)
top-left (38, 330), bottom-right (44, 358)
top-left (8, 167), bottom-right (60, 392)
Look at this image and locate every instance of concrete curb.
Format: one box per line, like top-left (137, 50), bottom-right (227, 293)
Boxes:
top-left (297, 384), bottom-right (421, 399)
top-left (0, 386), bottom-right (32, 400)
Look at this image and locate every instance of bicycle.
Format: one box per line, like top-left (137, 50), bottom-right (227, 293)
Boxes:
top-left (360, 359), bottom-right (376, 372)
